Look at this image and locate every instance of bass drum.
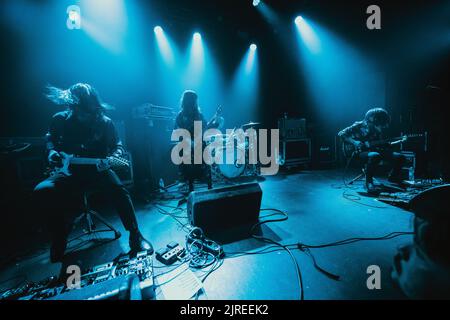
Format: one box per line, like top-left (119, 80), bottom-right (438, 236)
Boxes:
top-left (216, 145), bottom-right (246, 179)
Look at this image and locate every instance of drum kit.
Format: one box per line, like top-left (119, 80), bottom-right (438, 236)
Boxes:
top-left (207, 121), bottom-right (262, 180)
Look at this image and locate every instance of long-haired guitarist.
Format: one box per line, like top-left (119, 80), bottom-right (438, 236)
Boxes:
top-left (338, 108), bottom-right (405, 193)
top-left (33, 83), bottom-right (153, 262)
top-left (174, 90), bottom-right (224, 192)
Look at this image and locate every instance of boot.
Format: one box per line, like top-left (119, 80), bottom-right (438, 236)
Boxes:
top-left (365, 173), bottom-right (378, 194)
top-left (365, 181), bottom-right (378, 194)
top-left (129, 230), bottom-right (154, 254)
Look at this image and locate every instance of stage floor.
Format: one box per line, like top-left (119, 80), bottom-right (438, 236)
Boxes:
top-left (0, 169), bottom-right (413, 300)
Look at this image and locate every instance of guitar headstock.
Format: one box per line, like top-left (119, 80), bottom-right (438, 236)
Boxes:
top-left (403, 133), bottom-right (424, 141)
top-left (96, 156), bottom-right (130, 172)
top-left (107, 156), bottom-right (130, 169)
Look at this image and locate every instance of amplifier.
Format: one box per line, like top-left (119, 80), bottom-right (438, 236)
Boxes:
top-left (278, 117), bottom-right (306, 140)
top-left (132, 103), bottom-right (175, 120)
top-left (187, 183), bottom-right (262, 237)
top-left (0, 137), bottom-right (47, 190)
top-left (280, 138), bottom-right (311, 166)
top-left (128, 117), bottom-right (179, 194)
top-left (313, 135), bottom-right (338, 167)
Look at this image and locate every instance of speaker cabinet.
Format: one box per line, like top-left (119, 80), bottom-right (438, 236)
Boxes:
top-left (280, 138), bottom-right (311, 167)
top-left (312, 134), bottom-right (338, 168)
top-left (187, 183), bottom-right (262, 237)
top-left (0, 137), bottom-right (47, 191)
top-left (128, 118), bottom-right (179, 193)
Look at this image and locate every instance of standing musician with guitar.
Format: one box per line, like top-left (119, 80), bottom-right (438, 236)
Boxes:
top-left (174, 90), bottom-right (224, 192)
top-left (33, 83), bottom-right (153, 263)
top-left (338, 108), bottom-right (406, 193)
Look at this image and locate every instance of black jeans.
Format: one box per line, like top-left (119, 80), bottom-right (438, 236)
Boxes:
top-left (359, 150), bottom-right (405, 183)
top-left (33, 168), bottom-right (139, 249)
top-left (179, 163), bottom-right (212, 191)
top-left (179, 143), bottom-right (212, 191)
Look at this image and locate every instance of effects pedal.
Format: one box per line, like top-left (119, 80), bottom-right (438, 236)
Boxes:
top-left (156, 242), bottom-right (186, 265)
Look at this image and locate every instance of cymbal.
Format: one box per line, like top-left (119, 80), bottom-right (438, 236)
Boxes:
top-left (242, 121), bottom-right (261, 129)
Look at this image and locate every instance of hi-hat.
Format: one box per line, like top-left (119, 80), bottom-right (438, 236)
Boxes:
top-left (242, 121), bottom-right (261, 129)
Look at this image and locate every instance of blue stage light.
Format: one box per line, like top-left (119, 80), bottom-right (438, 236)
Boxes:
top-left (154, 26), bottom-right (163, 34)
top-left (228, 44), bottom-right (260, 126)
top-left (193, 32), bottom-right (201, 41)
top-left (68, 10), bottom-right (79, 23)
top-left (245, 46), bottom-right (257, 74)
top-left (191, 32), bottom-right (204, 60)
top-left (294, 16), bottom-right (320, 53)
top-left (254, 1), bottom-right (280, 26)
top-left (185, 31), bottom-right (205, 88)
top-left (294, 16), bottom-right (383, 126)
top-left (66, 5), bottom-right (81, 30)
top-left (154, 25), bottom-right (175, 67)
top-left (78, 0), bottom-right (127, 52)
top-left (295, 16), bottom-right (303, 25)
top-left (253, 0), bottom-right (261, 7)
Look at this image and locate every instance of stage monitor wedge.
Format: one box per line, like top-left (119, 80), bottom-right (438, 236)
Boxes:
top-left (187, 183), bottom-right (262, 238)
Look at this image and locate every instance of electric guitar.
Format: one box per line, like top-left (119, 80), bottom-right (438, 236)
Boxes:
top-left (342, 134), bottom-right (423, 158)
top-left (206, 105), bottom-right (224, 130)
top-left (49, 152), bottom-right (130, 176)
top-left (191, 105), bottom-right (225, 148)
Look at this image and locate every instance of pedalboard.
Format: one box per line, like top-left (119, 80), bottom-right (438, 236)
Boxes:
top-left (0, 250), bottom-right (154, 300)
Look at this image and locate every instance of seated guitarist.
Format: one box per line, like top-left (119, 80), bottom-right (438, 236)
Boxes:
top-left (338, 108), bottom-right (405, 193)
top-left (34, 83), bottom-right (153, 263)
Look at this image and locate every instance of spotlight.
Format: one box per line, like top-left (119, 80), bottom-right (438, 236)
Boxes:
top-left (154, 25), bottom-right (175, 67)
top-left (253, 0), bottom-right (261, 7)
top-left (193, 32), bottom-right (201, 41)
top-left (294, 15), bottom-right (320, 53)
top-left (68, 10), bottom-right (79, 23)
top-left (154, 26), bottom-right (163, 34)
top-left (66, 5), bottom-right (81, 30)
top-left (295, 16), bottom-right (303, 25)
top-left (186, 31), bottom-right (205, 87)
top-left (246, 44), bottom-right (258, 74)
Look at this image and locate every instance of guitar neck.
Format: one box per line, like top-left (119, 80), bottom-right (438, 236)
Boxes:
top-left (370, 136), bottom-right (403, 147)
top-left (70, 157), bottom-right (103, 165)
